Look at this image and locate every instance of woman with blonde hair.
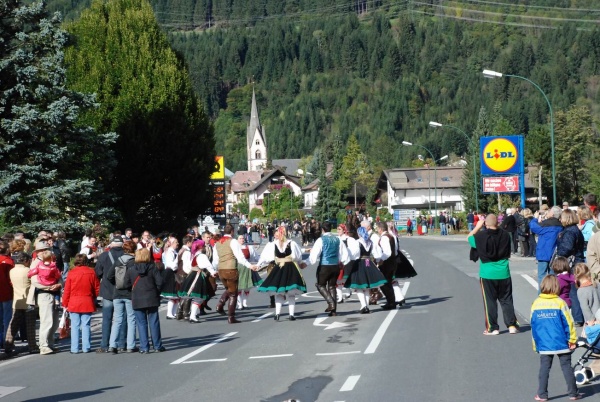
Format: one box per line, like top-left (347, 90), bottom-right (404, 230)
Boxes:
top-left (257, 226), bottom-right (306, 321)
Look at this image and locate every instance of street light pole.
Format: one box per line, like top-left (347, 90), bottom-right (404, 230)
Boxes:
top-left (482, 69), bottom-right (556, 205)
top-left (403, 141), bottom-right (442, 229)
top-left (429, 121), bottom-right (479, 212)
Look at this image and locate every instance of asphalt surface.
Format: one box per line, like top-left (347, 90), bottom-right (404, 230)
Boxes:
top-left (1, 235), bottom-right (599, 401)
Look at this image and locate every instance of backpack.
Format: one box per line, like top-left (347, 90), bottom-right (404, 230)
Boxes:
top-left (115, 255), bottom-right (133, 290)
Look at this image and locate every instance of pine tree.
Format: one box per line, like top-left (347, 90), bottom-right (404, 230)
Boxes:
top-left (0, 1), bottom-right (117, 232)
top-left (65, 0), bottom-right (215, 232)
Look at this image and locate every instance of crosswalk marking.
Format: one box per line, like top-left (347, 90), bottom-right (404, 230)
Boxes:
top-left (521, 274), bottom-right (539, 290)
top-left (339, 375), bottom-right (361, 392)
top-left (0, 387), bottom-right (25, 398)
top-left (171, 332), bottom-right (237, 365)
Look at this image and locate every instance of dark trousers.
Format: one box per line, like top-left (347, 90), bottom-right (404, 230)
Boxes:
top-left (4, 309), bottom-right (37, 352)
top-left (508, 232), bottom-right (517, 253)
top-left (528, 235), bottom-right (537, 257)
top-left (317, 264), bottom-right (339, 289)
top-left (134, 307), bottom-right (162, 352)
top-left (379, 260), bottom-right (396, 306)
top-left (479, 277), bottom-right (517, 331)
top-left (519, 238), bottom-right (529, 257)
top-left (537, 353), bottom-right (578, 399)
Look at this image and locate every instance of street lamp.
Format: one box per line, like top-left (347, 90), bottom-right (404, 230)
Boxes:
top-left (403, 141), bottom-right (442, 228)
top-left (429, 121), bottom-right (479, 212)
top-left (482, 69), bottom-right (556, 205)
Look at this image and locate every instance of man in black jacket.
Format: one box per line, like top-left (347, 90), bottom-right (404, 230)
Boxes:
top-left (54, 231), bottom-right (71, 280)
top-left (501, 208), bottom-right (518, 254)
top-left (95, 235), bottom-right (124, 353)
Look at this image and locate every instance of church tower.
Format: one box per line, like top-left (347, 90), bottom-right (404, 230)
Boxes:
top-left (247, 87), bottom-right (267, 171)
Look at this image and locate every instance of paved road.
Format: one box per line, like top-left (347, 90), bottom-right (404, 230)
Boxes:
top-left (0, 236), bottom-right (599, 401)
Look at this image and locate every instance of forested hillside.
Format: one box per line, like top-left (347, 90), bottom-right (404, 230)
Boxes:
top-left (47, 0), bottom-right (600, 202)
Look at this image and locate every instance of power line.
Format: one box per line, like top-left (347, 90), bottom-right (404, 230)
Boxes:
top-left (448, 0), bottom-right (600, 13)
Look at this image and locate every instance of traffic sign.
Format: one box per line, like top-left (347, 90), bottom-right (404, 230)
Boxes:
top-left (210, 156), bottom-right (225, 180)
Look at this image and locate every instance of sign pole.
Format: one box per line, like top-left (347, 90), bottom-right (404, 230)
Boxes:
top-left (519, 135), bottom-right (526, 209)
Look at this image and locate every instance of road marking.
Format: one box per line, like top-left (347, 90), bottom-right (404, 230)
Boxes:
top-left (170, 332), bottom-right (237, 365)
top-left (521, 274), bottom-right (539, 290)
top-left (0, 386), bottom-right (25, 398)
top-left (364, 309), bottom-right (398, 354)
top-left (182, 358), bottom-right (227, 364)
top-left (313, 314), bottom-right (349, 330)
top-left (249, 354), bottom-right (293, 359)
top-left (339, 375), bottom-right (361, 392)
top-left (252, 313), bottom-right (273, 322)
top-left (402, 281), bottom-right (410, 296)
top-left (316, 351), bottom-right (361, 356)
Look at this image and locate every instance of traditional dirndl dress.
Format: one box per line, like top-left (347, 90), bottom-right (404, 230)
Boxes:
top-left (160, 268), bottom-right (179, 299)
top-left (238, 265), bottom-right (263, 290)
top-left (344, 243), bottom-right (387, 289)
top-left (258, 242), bottom-right (306, 295)
top-left (178, 269), bottom-right (210, 301)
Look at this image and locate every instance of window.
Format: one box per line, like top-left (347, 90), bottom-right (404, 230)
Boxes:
top-left (441, 177), bottom-right (450, 182)
top-left (416, 178), bottom-right (423, 183)
top-left (255, 140), bottom-right (260, 145)
top-left (255, 150), bottom-right (261, 159)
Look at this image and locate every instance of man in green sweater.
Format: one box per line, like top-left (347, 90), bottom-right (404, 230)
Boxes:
top-left (468, 214), bottom-right (519, 336)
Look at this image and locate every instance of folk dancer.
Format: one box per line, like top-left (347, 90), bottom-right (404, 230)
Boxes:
top-left (236, 235), bottom-right (261, 310)
top-left (308, 221), bottom-right (350, 316)
top-left (161, 237), bottom-right (180, 319)
top-left (374, 221), bottom-right (397, 310)
top-left (179, 240), bottom-right (213, 323)
top-left (257, 226), bottom-right (307, 320)
top-left (336, 224), bottom-right (354, 303)
top-left (345, 227), bottom-right (387, 313)
top-left (212, 225), bottom-right (257, 324)
top-left (387, 222), bottom-right (406, 307)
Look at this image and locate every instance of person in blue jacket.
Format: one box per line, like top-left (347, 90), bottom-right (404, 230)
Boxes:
top-left (530, 206), bottom-right (563, 288)
top-left (530, 274), bottom-right (581, 401)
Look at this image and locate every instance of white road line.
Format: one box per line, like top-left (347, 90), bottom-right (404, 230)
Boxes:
top-left (182, 358), bottom-right (227, 364)
top-left (521, 274), bottom-right (539, 290)
top-left (170, 332), bottom-right (237, 365)
top-left (316, 351), bottom-right (361, 356)
top-left (339, 375), bottom-right (361, 392)
top-left (0, 386), bottom-right (25, 398)
top-left (402, 281), bottom-right (410, 296)
top-left (251, 312), bottom-right (273, 322)
top-left (364, 309), bottom-right (398, 354)
top-left (0, 355), bottom-right (34, 368)
top-left (248, 354), bottom-right (293, 359)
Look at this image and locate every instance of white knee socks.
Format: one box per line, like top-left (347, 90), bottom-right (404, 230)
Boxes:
top-left (190, 303), bottom-right (200, 321)
top-left (167, 300), bottom-right (178, 317)
top-left (243, 291), bottom-right (249, 307)
top-left (336, 288), bottom-right (343, 302)
top-left (237, 292), bottom-right (243, 309)
top-left (356, 290), bottom-right (367, 308)
top-left (275, 294), bottom-right (285, 315)
top-left (288, 295), bottom-right (296, 316)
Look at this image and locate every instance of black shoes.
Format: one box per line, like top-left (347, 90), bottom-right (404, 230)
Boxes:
top-left (274, 314), bottom-right (280, 321)
top-left (125, 347), bottom-right (139, 353)
top-left (360, 307), bottom-right (370, 314)
top-left (109, 347), bottom-right (118, 355)
top-left (289, 315), bottom-right (296, 321)
top-left (328, 311), bottom-right (337, 317)
top-left (397, 300), bottom-right (405, 307)
top-left (228, 317), bottom-right (240, 324)
top-left (381, 304), bottom-right (396, 310)
top-left (155, 347), bottom-right (166, 353)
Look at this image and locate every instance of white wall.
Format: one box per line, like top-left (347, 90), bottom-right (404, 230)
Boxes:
top-left (385, 181), bottom-right (465, 213)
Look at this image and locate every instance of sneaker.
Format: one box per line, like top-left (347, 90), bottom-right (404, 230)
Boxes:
top-left (125, 347), bottom-right (139, 353)
top-left (483, 329), bottom-right (500, 336)
top-left (40, 347), bottom-right (54, 355)
top-left (95, 348), bottom-right (108, 354)
top-left (534, 396), bottom-right (548, 401)
top-left (154, 346), bottom-right (166, 353)
top-left (569, 394), bottom-right (583, 400)
top-left (508, 326), bottom-right (519, 334)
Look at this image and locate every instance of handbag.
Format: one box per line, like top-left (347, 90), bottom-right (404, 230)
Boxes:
top-left (58, 310), bottom-right (70, 339)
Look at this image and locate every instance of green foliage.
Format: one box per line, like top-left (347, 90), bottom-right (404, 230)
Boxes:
top-left (64, 0), bottom-right (215, 232)
top-left (335, 134), bottom-right (372, 194)
top-left (0, 1), bottom-right (117, 233)
top-left (263, 186), bottom-right (302, 220)
top-left (249, 207), bottom-right (264, 220)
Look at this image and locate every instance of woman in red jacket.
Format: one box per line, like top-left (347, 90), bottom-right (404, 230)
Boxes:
top-left (62, 254), bottom-right (100, 354)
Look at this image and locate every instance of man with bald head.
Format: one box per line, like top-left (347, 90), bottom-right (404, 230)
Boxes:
top-left (468, 214), bottom-right (518, 335)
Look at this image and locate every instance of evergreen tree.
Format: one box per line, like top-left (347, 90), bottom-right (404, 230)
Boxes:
top-left (0, 1), bottom-right (117, 232)
top-left (65, 0), bottom-right (215, 232)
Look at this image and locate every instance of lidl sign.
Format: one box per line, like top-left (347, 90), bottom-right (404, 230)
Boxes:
top-left (480, 136), bottom-right (523, 175)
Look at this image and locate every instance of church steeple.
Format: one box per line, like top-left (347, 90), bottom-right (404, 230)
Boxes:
top-left (247, 86), bottom-right (267, 171)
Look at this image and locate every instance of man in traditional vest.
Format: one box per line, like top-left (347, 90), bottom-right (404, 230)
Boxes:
top-left (212, 225), bottom-right (256, 323)
top-left (309, 221), bottom-right (350, 316)
top-left (375, 221), bottom-right (397, 310)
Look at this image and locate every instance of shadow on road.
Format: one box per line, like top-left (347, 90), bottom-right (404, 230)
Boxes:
top-left (261, 373), bottom-right (333, 402)
top-left (21, 386), bottom-right (122, 401)
top-left (161, 334), bottom-right (237, 351)
top-left (404, 295), bottom-right (452, 307)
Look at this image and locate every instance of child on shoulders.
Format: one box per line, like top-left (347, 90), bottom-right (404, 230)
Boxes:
top-left (26, 250), bottom-right (62, 309)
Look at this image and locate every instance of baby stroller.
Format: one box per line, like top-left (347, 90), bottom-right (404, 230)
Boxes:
top-left (574, 324), bottom-right (600, 385)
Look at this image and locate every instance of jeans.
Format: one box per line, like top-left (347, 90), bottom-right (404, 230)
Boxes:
top-left (0, 300), bottom-right (13, 349)
top-left (537, 353), bottom-right (578, 399)
top-left (537, 261), bottom-right (551, 292)
top-left (134, 307), bottom-right (162, 352)
top-left (70, 312), bottom-right (92, 353)
top-left (101, 299), bottom-right (114, 349)
top-left (468, 223), bottom-right (474, 231)
top-left (110, 299), bottom-right (136, 350)
top-left (62, 262), bottom-right (70, 282)
top-left (440, 223), bottom-right (447, 235)
top-left (569, 285), bottom-right (584, 323)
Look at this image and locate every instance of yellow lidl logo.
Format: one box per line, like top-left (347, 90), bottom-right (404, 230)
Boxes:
top-left (210, 156), bottom-right (225, 180)
top-left (483, 138), bottom-right (517, 173)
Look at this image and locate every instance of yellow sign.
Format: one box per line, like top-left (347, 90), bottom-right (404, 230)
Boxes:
top-left (210, 156), bottom-right (225, 180)
top-left (482, 138), bottom-right (517, 173)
